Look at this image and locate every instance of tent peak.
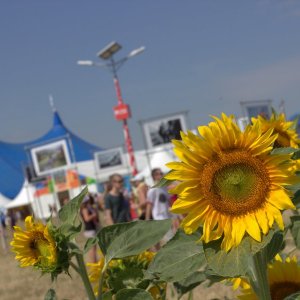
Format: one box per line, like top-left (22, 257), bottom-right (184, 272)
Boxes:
top-left (53, 110), bottom-right (64, 128)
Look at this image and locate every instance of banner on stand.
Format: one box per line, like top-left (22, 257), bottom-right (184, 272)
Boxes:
top-left (31, 140), bottom-right (71, 176)
top-left (141, 112), bottom-right (188, 150)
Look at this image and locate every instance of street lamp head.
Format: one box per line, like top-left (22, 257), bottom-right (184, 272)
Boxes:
top-left (97, 41), bottom-right (122, 60)
top-left (77, 60), bottom-right (94, 66)
top-left (127, 46), bottom-right (145, 58)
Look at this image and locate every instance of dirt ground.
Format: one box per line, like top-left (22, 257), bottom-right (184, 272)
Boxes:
top-left (0, 221), bottom-right (236, 300)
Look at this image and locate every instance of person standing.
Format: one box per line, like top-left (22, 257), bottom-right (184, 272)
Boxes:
top-left (80, 193), bottom-right (100, 263)
top-left (104, 173), bottom-right (131, 225)
top-left (146, 168), bottom-right (174, 248)
top-left (131, 174), bottom-right (149, 220)
top-left (146, 168), bottom-right (172, 221)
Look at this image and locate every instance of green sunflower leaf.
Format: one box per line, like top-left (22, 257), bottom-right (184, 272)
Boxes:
top-left (115, 288), bottom-right (153, 300)
top-left (290, 216), bottom-right (300, 249)
top-left (83, 236), bottom-right (99, 254)
top-left (99, 219), bottom-right (171, 264)
top-left (107, 266), bottom-right (144, 292)
top-left (98, 222), bottom-right (136, 255)
top-left (58, 223), bottom-right (82, 239)
top-left (145, 229), bottom-right (206, 282)
top-left (58, 186), bottom-right (88, 224)
top-left (174, 271), bottom-right (206, 298)
top-left (264, 230), bottom-right (284, 261)
top-left (203, 228), bottom-right (281, 277)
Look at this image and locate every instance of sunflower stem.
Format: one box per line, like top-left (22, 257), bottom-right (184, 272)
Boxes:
top-left (74, 253), bottom-right (96, 300)
top-left (96, 263), bottom-right (107, 300)
top-left (187, 290), bottom-right (193, 300)
top-left (248, 251), bottom-right (272, 300)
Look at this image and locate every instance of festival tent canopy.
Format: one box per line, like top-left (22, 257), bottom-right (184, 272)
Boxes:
top-left (0, 194), bottom-right (10, 208)
top-left (5, 182), bottom-right (60, 219)
top-left (0, 110), bottom-right (102, 200)
top-left (5, 182), bottom-right (35, 209)
top-left (134, 146), bottom-right (177, 185)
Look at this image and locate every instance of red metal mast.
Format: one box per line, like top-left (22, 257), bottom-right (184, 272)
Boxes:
top-left (112, 74), bottom-right (138, 176)
top-left (77, 42), bottom-right (144, 176)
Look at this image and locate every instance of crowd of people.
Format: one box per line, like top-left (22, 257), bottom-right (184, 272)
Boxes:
top-left (79, 168), bottom-right (181, 262)
top-left (0, 168), bottom-right (180, 262)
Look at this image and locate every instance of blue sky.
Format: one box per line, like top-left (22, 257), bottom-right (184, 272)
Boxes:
top-left (1, 1), bottom-right (300, 150)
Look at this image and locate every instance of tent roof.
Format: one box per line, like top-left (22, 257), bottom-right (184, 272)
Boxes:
top-left (0, 110), bottom-right (102, 199)
top-left (5, 182), bottom-right (35, 209)
top-left (135, 146), bottom-right (176, 185)
top-left (0, 193), bottom-right (10, 208)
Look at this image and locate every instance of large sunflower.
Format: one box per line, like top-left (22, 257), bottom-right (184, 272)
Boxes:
top-left (237, 255), bottom-right (300, 300)
top-left (11, 216), bottom-right (57, 270)
top-left (251, 113), bottom-right (300, 148)
top-left (165, 113), bottom-right (298, 251)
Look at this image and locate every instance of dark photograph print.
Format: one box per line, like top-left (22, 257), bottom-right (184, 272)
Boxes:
top-left (143, 113), bottom-right (187, 149)
top-left (31, 140), bottom-right (70, 175)
top-left (95, 148), bottom-right (124, 170)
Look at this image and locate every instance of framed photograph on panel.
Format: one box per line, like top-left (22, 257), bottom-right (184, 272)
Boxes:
top-left (240, 99), bottom-right (273, 121)
top-left (142, 112), bottom-right (188, 149)
top-left (31, 140), bottom-right (71, 176)
top-left (94, 147), bottom-right (124, 172)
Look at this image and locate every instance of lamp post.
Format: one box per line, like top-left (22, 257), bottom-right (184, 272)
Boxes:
top-left (77, 42), bottom-right (145, 176)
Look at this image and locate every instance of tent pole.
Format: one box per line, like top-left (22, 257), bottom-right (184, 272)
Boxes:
top-left (138, 120), bottom-right (152, 177)
top-left (67, 134), bottom-right (79, 199)
top-left (0, 221), bottom-right (7, 253)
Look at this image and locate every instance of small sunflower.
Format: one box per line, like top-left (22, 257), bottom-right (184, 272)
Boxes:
top-left (252, 113), bottom-right (300, 148)
top-left (166, 113), bottom-right (298, 251)
top-left (87, 255), bottom-right (108, 294)
top-left (237, 255), bottom-right (300, 300)
top-left (87, 251), bottom-right (157, 296)
top-left (11, 216), bottom-right (57, 270)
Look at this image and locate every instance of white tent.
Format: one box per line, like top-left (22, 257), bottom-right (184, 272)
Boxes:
top-left (0, 194), bottom-right (10, 209)
top-left (5, 182), bottom-right (35, 210)
top-left (3, 146), bottom-right (176, 215)
top-left (5, 182), bottom-right (60, 219)
top-left (135, 146), bottom-right (177, 186)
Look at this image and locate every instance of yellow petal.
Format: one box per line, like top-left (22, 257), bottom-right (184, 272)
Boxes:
top-left (244, 214), bottom-right (261, 242)
top-left (255, 209), bottom-right (269, 235)
top-left (267, 189), bottom-right (295, 210)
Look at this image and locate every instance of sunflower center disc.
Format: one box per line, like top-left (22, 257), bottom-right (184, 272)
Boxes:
top-left (213, 164), bottom-right (257, 202)
top-left (270, 281), bottom-right (300, 300)
top-left (201, 150), bottom-right (270, 216)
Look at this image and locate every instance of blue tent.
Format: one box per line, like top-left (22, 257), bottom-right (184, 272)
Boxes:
top-left (0, 110), bottom-right (102, 199)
